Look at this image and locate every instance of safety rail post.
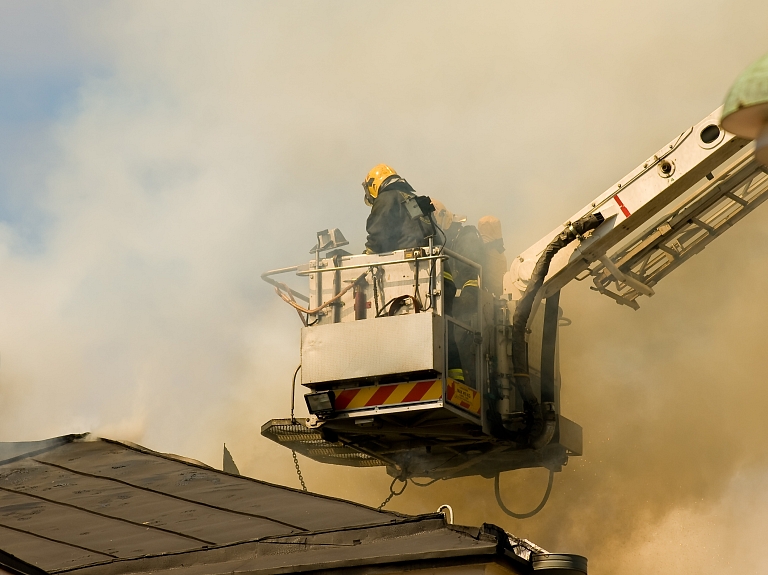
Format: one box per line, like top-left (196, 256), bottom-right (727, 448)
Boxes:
top-left (442, 248), bottom-right (483, 421)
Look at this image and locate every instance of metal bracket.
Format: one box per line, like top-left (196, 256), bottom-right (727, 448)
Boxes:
top-left (598, 255), bottom-right (655, 297)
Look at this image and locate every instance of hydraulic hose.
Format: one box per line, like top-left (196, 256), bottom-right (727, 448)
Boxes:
top-left (494, 469), bottom-right (554, 519)
top-left (511, 212), bottom-right (604, 444)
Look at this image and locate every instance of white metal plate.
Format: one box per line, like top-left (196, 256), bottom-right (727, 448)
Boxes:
top-left (301, 312), bottom-right (444, 384)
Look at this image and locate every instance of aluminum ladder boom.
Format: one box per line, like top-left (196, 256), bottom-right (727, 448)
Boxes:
top-left (507, 107), bottom-right (768, 308)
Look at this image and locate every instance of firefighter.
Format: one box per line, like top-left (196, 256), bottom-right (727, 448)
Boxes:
top-left (362, 164), bottom-right (433, 254)
top-left (432, 199), bottom-right (464, 248)
top-left (432, 199), bottom-right (485, 317)
top-left (432, 199), bottom-right (485, 387)
top-left (478, 216), bottom-right (508, 296)
top-left (362, 166), bottom-right (463, 381)
top-left (361, 164), bottom-right (449, 309)
top-left (361, 164), bottom-right (453, 312)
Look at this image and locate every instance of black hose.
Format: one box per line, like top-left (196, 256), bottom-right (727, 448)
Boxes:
top-left (410, 477), bottom-right (441, 487)
top-left (376, 295), bottom-right (421, 317)
top-left (290, 364), bottom-right (301, 423)
top-left (435, 219), bottom-right (447, 253)
top-left (370, 266), bottom-right (382, 316)
top-left (494, 469), bottom-right (554, 519)
top-left (510, 212), bottom-right (604, 438)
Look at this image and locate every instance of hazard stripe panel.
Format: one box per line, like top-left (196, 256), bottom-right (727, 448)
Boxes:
top-left (334, 379), bottom-right (442, 411)
top-left (446, 379), bottom-right (481, 415)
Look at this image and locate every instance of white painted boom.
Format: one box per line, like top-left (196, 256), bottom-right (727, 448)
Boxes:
top-left (506, 107), bottom-right (768, 308)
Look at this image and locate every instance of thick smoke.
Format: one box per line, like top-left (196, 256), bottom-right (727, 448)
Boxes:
top-left (2, 2), bottom-right (768, 573)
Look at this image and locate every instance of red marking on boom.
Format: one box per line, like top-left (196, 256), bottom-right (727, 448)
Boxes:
top-left (614, 194), bottom-right (631, 217)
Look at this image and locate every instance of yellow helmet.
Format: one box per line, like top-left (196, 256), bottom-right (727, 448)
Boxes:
top-left (362, 164), bottom-right (397, 206)
top-left (431, 199), bottom-right (454, 230)
top-left (478, 215), bottom-right (503, 243)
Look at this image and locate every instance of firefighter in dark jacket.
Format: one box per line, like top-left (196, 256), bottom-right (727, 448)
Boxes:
top-left (362, 164), bottom-right (432, 254)
top-left (432, 199), bottom-right (485, 304)
top-left (432, 199), bottom-right (485, 388)
top-left (361, 164), bottom-right (463, 381)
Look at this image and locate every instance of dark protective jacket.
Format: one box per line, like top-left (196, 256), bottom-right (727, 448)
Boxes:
top-left (442, 223), bottom-right (485, 289)
top-left (364, 180), bottom-right (432, 254)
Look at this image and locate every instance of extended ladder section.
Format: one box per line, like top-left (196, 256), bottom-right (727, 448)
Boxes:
top-left (506, 108), bottom-right (758, 308)
top-left (591, 150), bottom-right (768, 308)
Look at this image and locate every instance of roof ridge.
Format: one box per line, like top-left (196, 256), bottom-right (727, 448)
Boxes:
top-left (47, 515), bottom-right (454, 575)
top-left (0, 434), bottom-right (86, 467)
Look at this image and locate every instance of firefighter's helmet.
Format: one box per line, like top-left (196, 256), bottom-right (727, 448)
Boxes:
top-left (479, 215), bottom-right (504, 252)
top-left (362, 164), bottom-right (397, 206)
top-left (431, 199), bottom-right (454, 231)
top-left (478, 216), bottom-right (503, 243)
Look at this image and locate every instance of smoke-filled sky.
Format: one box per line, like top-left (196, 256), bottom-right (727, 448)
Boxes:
top-left (1, 1), bottom-right (768, 573)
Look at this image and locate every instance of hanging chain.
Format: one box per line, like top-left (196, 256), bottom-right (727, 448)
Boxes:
top-left (377, 476), bottom-right (407, 510)
top-left (288, 364), bottom-right (307, 492)
top-left (377, 490), bottom-right (396, 511)
top-left (292, 449), bottom-right (307, 492)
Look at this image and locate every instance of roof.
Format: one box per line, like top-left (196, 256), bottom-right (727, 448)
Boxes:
top-left (0, 435), bottom-right (549, 575)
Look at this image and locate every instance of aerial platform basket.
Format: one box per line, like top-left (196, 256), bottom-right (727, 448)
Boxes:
top-left (261, 244), bottom-right (580, 480)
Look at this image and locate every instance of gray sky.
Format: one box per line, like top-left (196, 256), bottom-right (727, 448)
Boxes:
top-left (1, 2), bottom-right (768, 573)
